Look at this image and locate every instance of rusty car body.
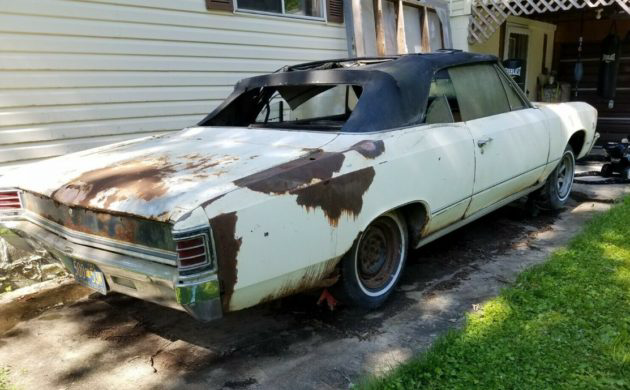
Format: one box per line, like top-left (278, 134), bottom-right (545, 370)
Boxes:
top-left (0, 51), bottom-right (598, 321)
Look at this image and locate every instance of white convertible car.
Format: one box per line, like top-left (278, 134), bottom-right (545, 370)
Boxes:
top-left (0, 51), bottom-right (598, 321)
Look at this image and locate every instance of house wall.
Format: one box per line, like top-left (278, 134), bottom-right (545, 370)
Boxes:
top-left (0, 0), bottom-right (348, 170)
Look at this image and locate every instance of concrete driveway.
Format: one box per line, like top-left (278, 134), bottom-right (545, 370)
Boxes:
top-left (1, 181), bottom-right (628, 390)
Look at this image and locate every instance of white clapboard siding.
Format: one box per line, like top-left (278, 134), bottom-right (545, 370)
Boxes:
top-left (0, 0), bottom-right (348, 169)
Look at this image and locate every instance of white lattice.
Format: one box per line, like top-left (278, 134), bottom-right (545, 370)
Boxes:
top-left (469, 0), bottom-right (630, 44)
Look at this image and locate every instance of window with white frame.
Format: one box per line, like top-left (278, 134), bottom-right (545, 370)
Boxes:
top-left (236, 0), bottom-right (324, 18)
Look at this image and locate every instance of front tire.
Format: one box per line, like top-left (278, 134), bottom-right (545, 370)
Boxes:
top-left (539, 145), bottom-right (575, 210)
top-left (339, 211), bottom-right (408, 309)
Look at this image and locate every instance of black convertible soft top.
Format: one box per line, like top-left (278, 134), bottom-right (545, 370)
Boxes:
top-left (199, 50), bottom-right (498, 133)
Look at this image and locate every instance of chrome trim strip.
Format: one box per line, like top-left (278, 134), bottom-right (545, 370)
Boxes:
top-left (22, 210), bottom-right (177, 266)
top-left (177, 244), bottom-right (206, 251)
top-left (179, 253), bottom-right (206, 261)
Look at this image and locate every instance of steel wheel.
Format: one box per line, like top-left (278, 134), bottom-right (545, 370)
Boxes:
top-left (555, 151), bottom-right (575, 201)
top-left (356, 216), bottom-right (403, 295)
top-left (536, 145), bottom-right (575, 210)
top-left (339, 211), bottom-right (408, 309)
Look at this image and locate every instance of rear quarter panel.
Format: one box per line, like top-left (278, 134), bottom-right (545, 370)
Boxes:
top-left (207, 124), bottom-right (475, 312)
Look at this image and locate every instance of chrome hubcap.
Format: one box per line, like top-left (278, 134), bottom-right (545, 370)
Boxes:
top-left (556, 152), bottom-right (574, 200)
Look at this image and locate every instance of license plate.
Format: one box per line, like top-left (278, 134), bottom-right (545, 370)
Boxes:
top-left (72, 259), bottom-right (107, 294)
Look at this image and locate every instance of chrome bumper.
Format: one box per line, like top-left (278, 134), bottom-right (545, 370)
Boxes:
top-left (0, 214), bottom-right (222, 322)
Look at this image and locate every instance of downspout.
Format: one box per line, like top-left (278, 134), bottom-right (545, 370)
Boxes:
top-left (343, 0), bottom-right (356, 56)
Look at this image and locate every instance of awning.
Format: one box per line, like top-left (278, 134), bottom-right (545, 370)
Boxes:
top-left (469, 0), bottom-right (630, 44)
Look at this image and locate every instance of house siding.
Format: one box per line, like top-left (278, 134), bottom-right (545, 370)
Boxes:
top-left (0, 0), bottom-right (348, 169)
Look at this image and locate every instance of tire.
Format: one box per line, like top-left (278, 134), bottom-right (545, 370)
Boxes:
top-left (339, 211), bottom-right (408, 309)
top-left (538, 145), bottom-right (575, 210)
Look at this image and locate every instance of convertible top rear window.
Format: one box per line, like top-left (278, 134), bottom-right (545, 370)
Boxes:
top-left (210, 84), bottom-right (362, 131)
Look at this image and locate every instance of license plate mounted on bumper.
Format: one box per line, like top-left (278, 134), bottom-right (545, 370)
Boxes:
top-left (72, 259), bottom-right (107, 294)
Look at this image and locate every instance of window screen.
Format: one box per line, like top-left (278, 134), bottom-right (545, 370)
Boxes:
top-left (448, 64), bottom-right (511, 121)
top-left (497, 66), bottom-right (527, 111)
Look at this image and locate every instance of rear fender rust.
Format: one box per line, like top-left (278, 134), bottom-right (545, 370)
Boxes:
top-left (20, 191), bottom-right (175, 251)
top-left (209, 212), bottom-right (242, 312)
top-left (291, 167), bottom-right (376, 227)
top-left (233, 145), bottom-right (380, 227)
top-left (257, 257), bottom-right (340, 305)
top-left (233, 149), bottom-right (345, 195)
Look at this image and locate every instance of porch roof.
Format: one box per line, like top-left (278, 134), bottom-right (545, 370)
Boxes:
top-left (469, 0), bottom-right (630, 44)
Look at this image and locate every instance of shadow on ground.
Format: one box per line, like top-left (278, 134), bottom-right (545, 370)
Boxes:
top-left (29, 200), bottom-right (561, 389)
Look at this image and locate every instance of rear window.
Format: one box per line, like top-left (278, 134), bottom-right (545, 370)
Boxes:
top-left (253, 84), bottom-right (361, 129)
top-left (207, 84), bottom-right (363, 131)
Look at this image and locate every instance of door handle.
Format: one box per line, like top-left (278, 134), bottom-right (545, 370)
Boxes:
top-left (477, 137), bottom-right (493, 147)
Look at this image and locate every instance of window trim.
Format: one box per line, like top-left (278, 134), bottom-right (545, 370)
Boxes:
top-left (233, 0), bottom-right (327, 22)
top-left (494, 64), bottom-right (533, 111)
top-left (445, 62), bottom-right (514, 121)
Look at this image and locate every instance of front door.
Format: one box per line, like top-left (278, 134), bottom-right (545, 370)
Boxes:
top-left (447, 63), bottom-right (550, 217)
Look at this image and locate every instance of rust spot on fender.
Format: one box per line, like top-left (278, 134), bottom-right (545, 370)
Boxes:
top-left (350, 140), bottom-right (385, 159)
top-left (292, 167), bottom-right (375, 226)
top-left (210, 212), bottom-right (242, 312)
top-left (234, 150), bottom-right (345, 195)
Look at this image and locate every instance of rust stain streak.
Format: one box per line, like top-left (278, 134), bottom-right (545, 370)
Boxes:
top-left (210, 212), bottom-right (242, 312)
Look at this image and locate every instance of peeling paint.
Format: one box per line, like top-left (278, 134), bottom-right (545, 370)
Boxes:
top-left (51, 156), bottom-right (177, 210)
top-left (48, 153), bottom-right (240, 220)
top-left (234, 150), bottom-right (345, 195)
top-left (210, 212), bottom-right (242, 312)
top-left (349, 140), bottom-right (385, 159)
top-left (292, 167), bottom-right (376, 227)
top-left (233, 147), bottom-right (378, 226)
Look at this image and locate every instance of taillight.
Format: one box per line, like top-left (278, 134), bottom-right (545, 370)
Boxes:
top-left (0, 190), bottom-right (21, 210)
top-left (174, 231), bottom-right (211, 270)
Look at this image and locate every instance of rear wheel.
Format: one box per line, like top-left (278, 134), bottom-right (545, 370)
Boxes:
top-left (538, 145), bottom-right (575, 210)
top-left (339, 211), bottom-right (408, 309)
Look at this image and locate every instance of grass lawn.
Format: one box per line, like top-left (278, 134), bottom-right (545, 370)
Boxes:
top-left (0, 367), bottom-right (15, 390)
top-left (364, 196), bottom-right (630, 389)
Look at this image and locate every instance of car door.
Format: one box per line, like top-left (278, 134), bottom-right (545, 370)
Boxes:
top-left (420, 71), bottom-right (475, 234)
top-left (447, 63), bottom-right (550, 217)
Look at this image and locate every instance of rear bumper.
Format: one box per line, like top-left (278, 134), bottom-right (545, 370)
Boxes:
top-left (0, 214), bottom-right (222, 321)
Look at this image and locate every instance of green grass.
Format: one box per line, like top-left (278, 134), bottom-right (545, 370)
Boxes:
top-left (364, 196), bottom-right (630, 390)
top-left (0, 367), bottom-right (15, 390)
